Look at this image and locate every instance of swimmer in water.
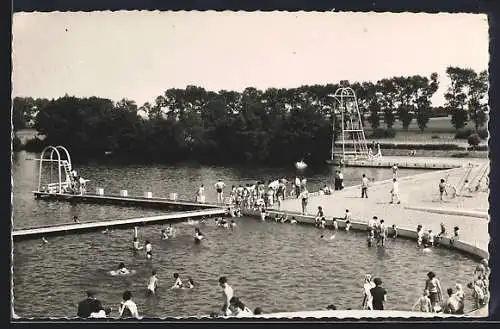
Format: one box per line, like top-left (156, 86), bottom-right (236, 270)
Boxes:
top-left (186, 278), bottom-right (195, 289)
top-left (147, 270), bottom-right (158, 294)
top-left (345, 220), bottom-right (351, 232)
top-left (73, 216), bottom-right (80, 223)
top-left (320, 217), bottom-right (326, 229)
top-left (42, 237), bottom-right (49, 244)
top-left (132, 237), bottom-right (143, 251)
top-left (332, 218), bottom-right (338, 231)
top-left (422, 243), bottom-right (432, 253)
top-left (367, 229), bottom-right (374, 247)
top-left (117, 262), bottom-right (130, 275)
top-left (417, 225), bottom-right (424, 247)
top-left (161, 229), bottom-right (168, 240)
top-left (222, 219), bottom-right (229, 229)
top-left (321, 234), bottom-right (335, 240)
top-left (144, 240), bottom-right (152, 256)
top-left (166, 224), bottom-right (175, 237)
top-left (290, 217), bottom-right (297, 224)
top-left (230, 220), bottom-right (237, 228)
top-left (102, 227), bottom-right (110, 234)
top-left (146, 251), bottom-right (152, 260)
top-left (260, 208), bottom-right (267, 221)
top-left (171, 273), bottom-right (183, 289)
top-left (390, 225), bottom-right (398, 239)
top-left (427, 230), bottom-right (435, 246)
top-left (194, 228), bottom-right (204, 244)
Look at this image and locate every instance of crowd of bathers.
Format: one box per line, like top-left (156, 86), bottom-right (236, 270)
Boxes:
top-left (70, 169), bottom-right (488, 318)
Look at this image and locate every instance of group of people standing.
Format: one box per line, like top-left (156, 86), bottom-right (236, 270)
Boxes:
top-left (361, 260), bottom-right (490, 314)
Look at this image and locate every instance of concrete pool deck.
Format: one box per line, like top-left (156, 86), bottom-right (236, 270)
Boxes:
top-left (277, 159), bottom-right (490, 253)
top-left (342, 155), bottom-right (486, 169)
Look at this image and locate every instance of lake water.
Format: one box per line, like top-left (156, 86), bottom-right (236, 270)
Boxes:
top-left (11, 151), bottom-right (479, 318)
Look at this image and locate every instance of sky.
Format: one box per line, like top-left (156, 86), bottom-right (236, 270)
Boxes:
top-left (12, 11), bottom-right (488, 107)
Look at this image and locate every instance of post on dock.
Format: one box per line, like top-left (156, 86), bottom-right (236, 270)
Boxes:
top-left (96, 188), bottom-right (104, 196)
top-left (134, 226), bottom-right (138, 239)
top-left (120, 190), bottom-right (128, 197)
top-left (169, 193), bottom-right (178, 201)
top-left (145, 191), bottom-right (153, 199)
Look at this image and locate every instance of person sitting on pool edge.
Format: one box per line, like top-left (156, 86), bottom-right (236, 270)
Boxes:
top-left (119, 290), bottom-right (140, 319)
top-left (77, 290), bottom-right (104, 318)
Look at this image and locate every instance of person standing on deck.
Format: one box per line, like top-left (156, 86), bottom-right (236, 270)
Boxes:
top-left (392, 164), bottom-right (399, 179)
top-left (390, 178), bottom-right (401, 204)
top-left (299, 188), bottom-right (309, 215)
top-left (215, 180), bottom-right (225, 204)
top-left (439, 179), bottom-right (448, 201)
top-left (361, 174), bottom-right (369, 198)
top-left (376, 143), bottom-right (382, 157)
top-left (219, 276), bottom-right (234, 316)
top-left (294, 177), bottom-right (301, 198)
top-left (196, 184), bottom-right (206, 203)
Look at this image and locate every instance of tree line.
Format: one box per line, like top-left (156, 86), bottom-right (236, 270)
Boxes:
top-left (12, 66), bottom-right (489, 164)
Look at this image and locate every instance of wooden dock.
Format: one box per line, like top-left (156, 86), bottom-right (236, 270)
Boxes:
top-left (13, 208), bottom-right (227, 241)
top-left (33, 191), bottom-right (225, 211)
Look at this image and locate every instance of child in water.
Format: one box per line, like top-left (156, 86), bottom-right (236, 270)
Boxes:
top-left (332, 218), bottom-right (338, 231)
top-left (194, 228), bottom-right (204, 244)
top-left (186, 278), bottom-right (195, 289)
top-left (451, 226), bottom-right (460, 245)
top-left (161, 229), bottom-right (168, 240)
top-left (147, 270), bottom-right (158, 294)
top-left (427, 230), bottom-right (435, 246)
top-left (117, 262), bottom-right (130, 275)
top-left (412, 289), bottom-right (432, 312)
top-left (144, 240), bottom-right (152, 254)
top-left (367, 229), bottom-right (374, 247)
top-left (171, 273), bottom-right (183, 289)
top-left (345, 220), bottom-right (351, 232)
top-left (320, 217), bottom-right (326, 229)
top-left (390, 225), bottom-right (398, 239)
top-left (132, 237), bottom-right (143, 251)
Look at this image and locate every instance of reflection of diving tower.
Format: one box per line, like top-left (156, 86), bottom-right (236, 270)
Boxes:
top-left (332, 87), bottom-right (369, 160)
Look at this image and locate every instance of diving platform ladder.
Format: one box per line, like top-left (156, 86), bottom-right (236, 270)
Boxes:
top-left (332, 87), bottom-right (369, 161)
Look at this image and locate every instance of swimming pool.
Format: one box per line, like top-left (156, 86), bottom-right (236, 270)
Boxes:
top-left (13, 216), bottom-right (479, 318)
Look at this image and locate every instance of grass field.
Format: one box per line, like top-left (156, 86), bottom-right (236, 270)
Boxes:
top-left (363, 116), bottom-right (488, 143)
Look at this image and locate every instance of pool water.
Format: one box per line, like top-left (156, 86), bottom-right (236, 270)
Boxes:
top-left (13, 217), bottom-right (479, 318)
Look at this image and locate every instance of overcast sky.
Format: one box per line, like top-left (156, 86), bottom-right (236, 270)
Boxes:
top-left (12, 11), bottom-right (488, 106)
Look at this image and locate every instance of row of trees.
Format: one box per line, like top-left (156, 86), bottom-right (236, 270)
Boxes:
top-left (12, 67), bottom-right (489, 164)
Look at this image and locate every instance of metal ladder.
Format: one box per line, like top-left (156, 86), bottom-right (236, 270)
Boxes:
top-left (471, 163), bottom-right (489, 192)
top-left (60, 160), bottom-right (73, 182)
top-left (455, 164), bottom-right (474, 196)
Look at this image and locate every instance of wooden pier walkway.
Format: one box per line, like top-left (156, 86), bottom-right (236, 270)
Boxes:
top-left (13, 208), bottom-right (227, 241)
top-left (33, 191), bottom-right (225, 211)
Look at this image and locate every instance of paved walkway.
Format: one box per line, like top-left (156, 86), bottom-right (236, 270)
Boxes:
top-left (278, 160), bottom-right (490, 251)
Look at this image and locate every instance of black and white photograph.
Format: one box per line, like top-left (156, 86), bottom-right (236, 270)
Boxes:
top-left (11, 10), bottom-right (490, 319)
